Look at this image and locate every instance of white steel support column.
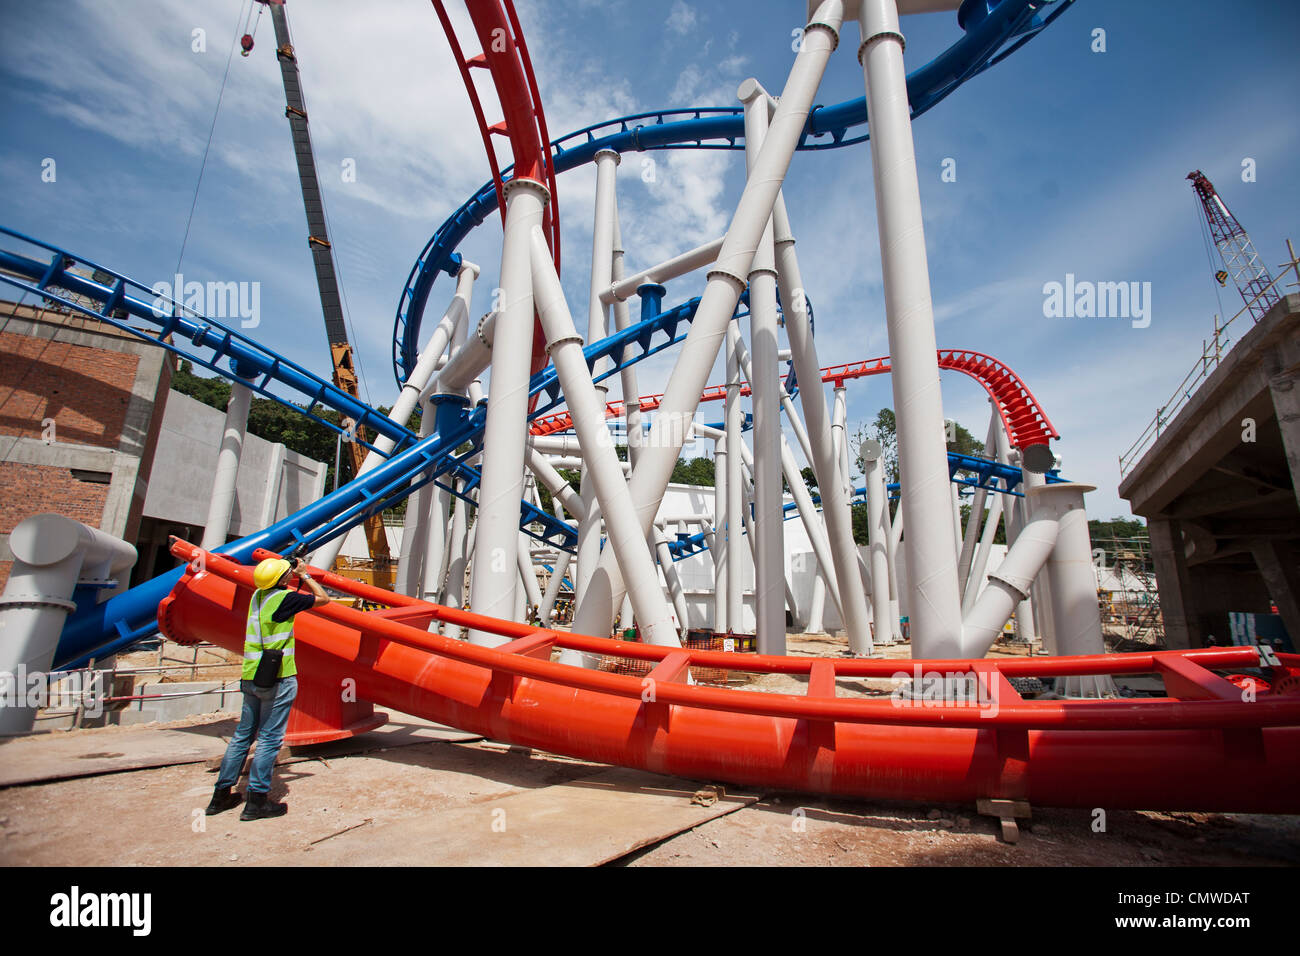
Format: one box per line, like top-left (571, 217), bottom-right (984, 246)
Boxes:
top-left (530, 228), bottom-right (680, 651)
top-left (995, 422), bottom-right (1037, 644)
top-left (312, 263), bottom-right (476, 569)
top-left (862, 442), bottom-right (896, 644)
top-left (200, 376), bottom-right (254, 550)
top-left (725, 320), bottom-right (744, 632)
top-left (610, 198), bottom-right (643, 468)
top-left (517, 532), bottom-right (542, 618)
top-left (468, 178), bottom-right (547, 645)
top-left (962, 490), bottom-right (1004, 617)
top-left (770, 177), bottom-right (873, 654)
top-left (832, 385), bottom-right (850, 496)
top-left (740, 78), bottom-right (786, 656)
top-left (712, 435), bottom-right (729, 632)
top-left (653, 525), bottom-right (690, 632)
top-left (808, 572), bottom-right (827, 633)
top-left (1021, 464), bottom-right (1057, 652)
top-left (857, 0), bottom-right (962, 657)
top-left (570, 0), bottom-right (844, 638)
top-left (394, 393), bottom-right (438, 597)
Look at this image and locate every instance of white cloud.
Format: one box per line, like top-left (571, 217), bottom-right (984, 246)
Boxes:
top-left (666, 1), bottom-right (698, 36)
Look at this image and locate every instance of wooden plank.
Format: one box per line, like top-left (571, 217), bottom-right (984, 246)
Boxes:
top-left (303, 766), bottom-right (760, 866)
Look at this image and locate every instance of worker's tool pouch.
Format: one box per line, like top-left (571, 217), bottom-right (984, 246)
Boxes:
top-left (253, 649), bottom-right (283, 688)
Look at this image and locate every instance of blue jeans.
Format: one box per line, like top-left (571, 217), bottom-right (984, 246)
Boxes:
top-left (215, 676), bottom-right (298, 794)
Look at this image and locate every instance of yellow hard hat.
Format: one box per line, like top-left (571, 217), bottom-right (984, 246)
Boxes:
top-left (253, 558), bottom-right (291, 590)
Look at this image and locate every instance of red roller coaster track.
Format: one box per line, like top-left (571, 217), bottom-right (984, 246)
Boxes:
top-left (529, 348), bottom-right (1059, 450)
top-left (435, 0), bottom-right (559, 385)
top-left (159, 542), bottom-right (1300, 812)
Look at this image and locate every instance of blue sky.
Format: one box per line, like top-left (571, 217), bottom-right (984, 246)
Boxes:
top-left (1, 0), bottom-right (1297, 522)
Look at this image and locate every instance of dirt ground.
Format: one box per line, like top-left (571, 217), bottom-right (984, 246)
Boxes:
top-left (3, 631), bottom-right (1294, 867)
top-left (1, 708), bottom-right (1296, 867)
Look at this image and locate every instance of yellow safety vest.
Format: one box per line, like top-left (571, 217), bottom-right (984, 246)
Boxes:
top-left (243, 589), bottom-right (298, 681)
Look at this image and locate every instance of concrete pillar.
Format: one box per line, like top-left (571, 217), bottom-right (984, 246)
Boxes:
top-left (200, 376), bottom-right (253, 550)
top-left (1147, 516), bottom-right (1200, 650)
top-left (1267, 370), bottom-right (1300, 512)
top-left (1250, 539), bottom-right (1300, 651)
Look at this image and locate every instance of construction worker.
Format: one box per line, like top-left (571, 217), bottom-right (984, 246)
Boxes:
top-left (205, 555), bottom-right (329, 820)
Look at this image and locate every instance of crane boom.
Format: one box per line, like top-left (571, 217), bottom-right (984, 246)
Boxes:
top-left (1187, 170), bottom-right (1280, 323)
top-left (262, 0), bottom-right (392, 570)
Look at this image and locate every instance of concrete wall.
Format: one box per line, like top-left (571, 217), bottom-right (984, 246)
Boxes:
top-left (143, 390), bottom-right (327, 540)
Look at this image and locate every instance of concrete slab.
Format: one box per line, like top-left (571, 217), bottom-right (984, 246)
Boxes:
top-left (0, 710), bottom-right (481, 787)
top-left (304, 766), bottom-right (760, 866)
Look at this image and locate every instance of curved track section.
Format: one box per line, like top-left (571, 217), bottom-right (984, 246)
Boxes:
top-left (531, 348), bottom-right (1058, 450)
top-left (160, 541), bottom-right (1300, 812)
top-left (395, 0), bottom-right (1077, 383)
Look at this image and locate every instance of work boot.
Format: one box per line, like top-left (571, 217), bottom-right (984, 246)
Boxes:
top-left (240, 790), bottom-right (288, 821)
top-left (205, 785), bottom-right (242, 816)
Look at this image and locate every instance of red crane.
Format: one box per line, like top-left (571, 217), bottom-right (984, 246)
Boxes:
top-left (1187, 170), bottom-right (1280, 322)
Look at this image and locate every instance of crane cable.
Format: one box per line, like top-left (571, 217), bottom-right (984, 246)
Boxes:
top-left (1192, 191), bottom-right (1228, 354)
top-left (175, 1), bottom-right (252, 278)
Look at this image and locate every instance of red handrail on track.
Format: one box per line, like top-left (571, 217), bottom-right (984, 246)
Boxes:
top-left (529, 348), bottom-right (1059, 450)
top-left (434, 0), bottom-right (560, 391)
top-left (160, 541), bottom-right (1300, 812)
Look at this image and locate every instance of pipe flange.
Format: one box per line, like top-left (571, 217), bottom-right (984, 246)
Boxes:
top-left (0, 594), bottom-right (77, 612)
top-left (747, 266), bottom-right (779, 281)
top-left (705, 267), bottom-right (748, 290)
top-left (475, 314), bottom-right (494, 350)
top-left (594, 148), bottom-right (621, 166)
top-left (987, 570), bottom-right (1032, 601)
top-left (804, 19), bottom-right (841, 53)
top-left (501, 177), bottom-right (551, 206)
top-left (858, 31), bottom-right (905, 65)
top-left (544, 334), bottom-right (584, 355)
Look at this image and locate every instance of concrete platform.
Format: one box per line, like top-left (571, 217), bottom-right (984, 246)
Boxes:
top-left (305, 766), bottom-right (759, 866)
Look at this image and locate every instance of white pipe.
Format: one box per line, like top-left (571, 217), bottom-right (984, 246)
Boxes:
top-left (0, 515), bottom-right (136, 734)
top-left (394, 394), bottom-right (438, 596)
top-left (602, 236), bottom-right (725, 304)
top-left (995, 423), bottom-right (1036, 644)
top-left (862, 445), bottom-right (895, 645)
top-left (712, 436), bottom-right (729, 633)
top-left (517, 532), bottom-right (543, 615)
top-left (311, 264), bottom-right (476, 569)
top-left (832, 385), bottom-right (850, 497)
top-left (525, 445), bottom-right (586, 521)
top-left (807, 572), bottom-right (827, 633)
top-left (858, 0), bottom-right (962, 657)
top-left (725, 320), bottom-right (744, 632)
top-left (529, 226), bottom-right (681, 651)
top-left (769, 166), bottom-right (873, 655)
top-left (652, 525), bottom-right (691, 631)
top-left (422, 483), bottom-right (451, 603)
top-left (442, 480), bottom-right (471, 633)
top-left (960, 491), bottom-right (1060, 658)
top-left (570, 0), bottom-right (844, 639)
top-left (957, 411), bottom-right (999, 599)
top-left (727, 338), bottom-right (844, 620)
top-left (468, 178), bottom-right (547, 645)
top-left (1022, 465), bottom-right (1057, 652)
top-left (740, 78), bottom-right (786, 656)
top-left (438, 303), bottom-right (498, 394)
top-left (538, 549), bottom-right (571, 626)
top-left (200, 378), bottom-right (253, 550)
top-left (961, 492), bottom-right (1004, 617)
top-left (609, 196), bottom-right (643, 468)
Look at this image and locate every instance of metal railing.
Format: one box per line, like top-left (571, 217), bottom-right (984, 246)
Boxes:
top-left (1118, 244), bottom-right (1299, 477)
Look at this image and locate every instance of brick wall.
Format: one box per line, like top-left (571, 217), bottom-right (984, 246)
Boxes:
top-left (0, 463), bottom-right (111, 589)
top-left (0, 330), bottom-right (138, 448)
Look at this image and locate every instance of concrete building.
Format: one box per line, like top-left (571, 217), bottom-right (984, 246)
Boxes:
top-left (1119, 294), bottom-right (1300, 649)
top-left (0, 298), bottom-right (327, 589)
